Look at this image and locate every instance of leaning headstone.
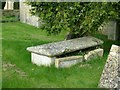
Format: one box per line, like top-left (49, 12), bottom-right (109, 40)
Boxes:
top-left (99, 45), bottom-right (120, 88)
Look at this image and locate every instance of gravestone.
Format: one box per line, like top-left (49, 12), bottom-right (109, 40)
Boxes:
top-left (107, 20), bottom-right (119, 41)
top-left (20, 0), bottom-right (41, 27)
top-left (99, 45), bottom-right (120, 88)
top-left (27, 36), bottom-right (103, 67)
top-left (99, 20), bottom-right (119, 41)
top-left (4, 1), bottom-right (14, 10)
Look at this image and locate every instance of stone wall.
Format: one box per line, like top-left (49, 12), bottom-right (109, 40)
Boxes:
top-left (1, 10), bottom-right (19, 22)
top-left (2, 10), bottom-right (19, 17)
top-left (20, 1), bottom-right (40, 27)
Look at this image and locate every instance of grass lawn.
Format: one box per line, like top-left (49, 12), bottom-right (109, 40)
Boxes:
top-left (0, 22), bottom-right (2, 89)
top-left (2, 22), bottom-right (120, 88)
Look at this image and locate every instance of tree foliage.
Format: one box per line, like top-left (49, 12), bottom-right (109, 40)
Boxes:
top-left (26, 2), bottom-right (119, 39)
top-left (14, 2), bottom-right (19, 9)
top-left (0, 1), bottom-right (6, 9)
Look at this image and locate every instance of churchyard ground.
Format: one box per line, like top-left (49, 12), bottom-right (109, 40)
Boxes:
top-left (2, 21), bottom-right (120, 88)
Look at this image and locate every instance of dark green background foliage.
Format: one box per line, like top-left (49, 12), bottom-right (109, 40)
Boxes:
top-left (27, 2), bottom-right (119, 38)
top-left (0, 2), bottom-right (19, 9)
top-left (0, 2), bottom-right (6, 9)
top-left (14, 2), bottom-right (19, 9)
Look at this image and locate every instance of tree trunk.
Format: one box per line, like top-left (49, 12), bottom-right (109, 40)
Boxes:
top-left (65, 31), bottom-right (87, 40)
top-left (64, 31), bottom-right (81, 40)
top-left (65, 32), bottom-right (74, 40)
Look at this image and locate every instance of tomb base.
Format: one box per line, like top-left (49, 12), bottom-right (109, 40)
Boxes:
top-left (31, 53), bottom-right (56, 66)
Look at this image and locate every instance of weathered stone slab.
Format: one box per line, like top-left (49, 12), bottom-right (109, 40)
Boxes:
top-left (31, 53), bottom-right (56, 66)
top-left (99, 45), bottom-right (120, 88)
top-left (55, 56), bottom-right (83, 68)
top-left (27, 36), bottom-right (103, 57)
top-left (84, 48), bottom-right (104, 61)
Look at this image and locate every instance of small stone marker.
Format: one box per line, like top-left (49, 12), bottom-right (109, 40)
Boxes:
top-left (27, 36), bottom-right (103, 67)
top-left (84, 48), bottom-right (104, 61)
top-left (99, 45), bottom-right (120, 88)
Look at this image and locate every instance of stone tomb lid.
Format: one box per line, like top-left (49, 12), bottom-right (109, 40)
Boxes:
top-left (27, 36), bottom-right (103, 57)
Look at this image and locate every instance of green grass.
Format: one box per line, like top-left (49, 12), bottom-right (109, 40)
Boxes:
top-left (2, 22), bottom-right (120, 88)
top-left (0, 21), bottom-right (2, 90)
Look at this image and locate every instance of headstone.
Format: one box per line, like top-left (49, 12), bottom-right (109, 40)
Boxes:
top-left (4, 1), bottom-right (14, 10)
top-left (107, 20), bottom-right (119, 41)
top-left (55, 56), bottom-right (83, 68)
top-left (20, 0), bottom-right (41, 27)
top-left (27, 36), bottom-right (103, 66)
top-left (99, 20), bottom-right (119, 41)
top-left (99, 45), bottom-right (120, 88)
top-left (84, 48), bottom-right (104, 61)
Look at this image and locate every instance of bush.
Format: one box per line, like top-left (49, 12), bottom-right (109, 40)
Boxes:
top-left (27, 2), bottom-right (119, 39)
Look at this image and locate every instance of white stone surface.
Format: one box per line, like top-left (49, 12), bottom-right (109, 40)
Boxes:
top-left (84, 48), bottom-right (104, 61)
top-left (55, 56), bottom-right (83, 68)
top-left (4, 1), bottom-right (14, 10)
top-left (20, 0), bottom-right (40, 27)
top-left (31, 53), bottom-right (56, 66)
